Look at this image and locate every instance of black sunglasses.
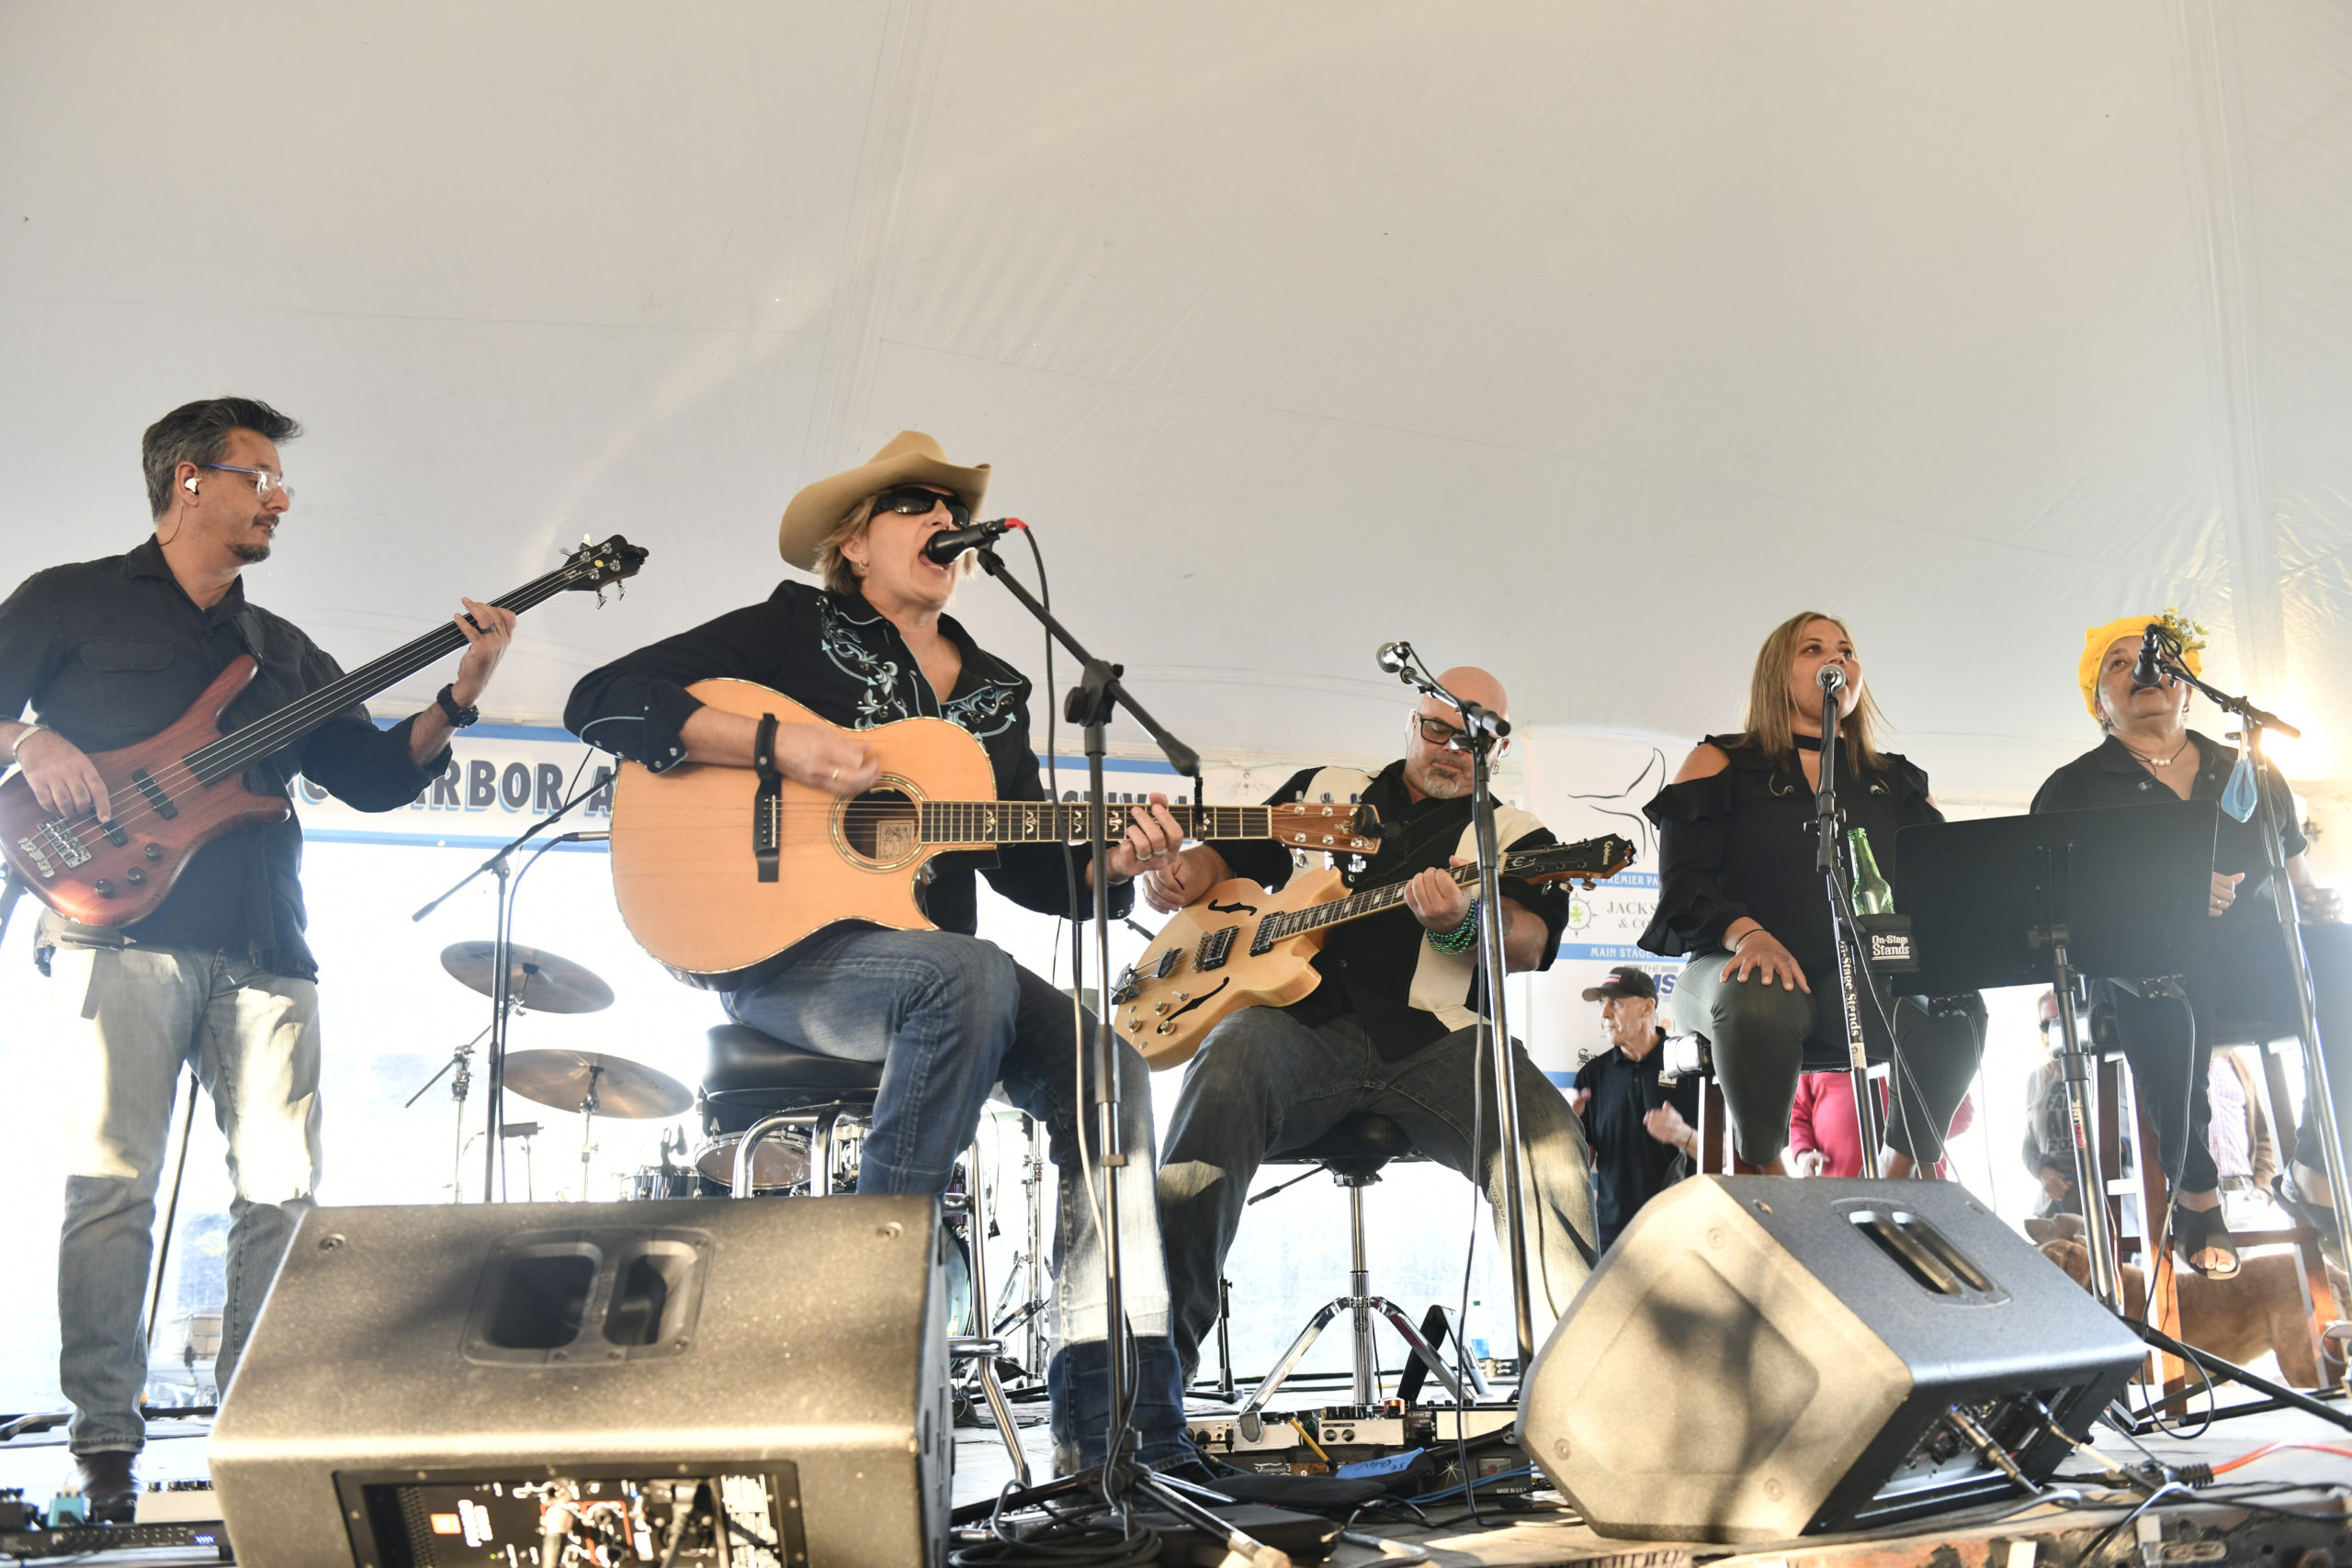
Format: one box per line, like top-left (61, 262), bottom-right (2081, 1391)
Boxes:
top-left (870, 485), bottom-right (971, 528)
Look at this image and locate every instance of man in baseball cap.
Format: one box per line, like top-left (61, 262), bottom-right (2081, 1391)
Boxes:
top-left (1569, 966), bottom-right (1700, 1251)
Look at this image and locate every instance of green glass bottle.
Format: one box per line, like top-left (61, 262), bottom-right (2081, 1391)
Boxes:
top-left (1848, 827), bottom-right (1895, 916)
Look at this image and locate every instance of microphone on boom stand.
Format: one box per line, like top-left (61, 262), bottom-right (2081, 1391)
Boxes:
top-left (2131, 624), bottom-right (2167, 691)
top-left (922, 518), bottom-right (1023, 565)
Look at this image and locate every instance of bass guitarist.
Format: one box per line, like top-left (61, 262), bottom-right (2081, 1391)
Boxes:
top-left (0, 397), bottom-right (516, 1519)
top-left (562, 432), bottom-right (1195, 1477)
top-left (1144, 667), bottom-right (1600, 1385)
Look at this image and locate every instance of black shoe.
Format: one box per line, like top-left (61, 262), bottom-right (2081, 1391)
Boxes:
top-left (2274, 1171), bottom-right (2344, 1266)
top-left (2174, 1201), bottom-right (2240, 1280)
top-left (74, 1450), bottom-right (136, 1526)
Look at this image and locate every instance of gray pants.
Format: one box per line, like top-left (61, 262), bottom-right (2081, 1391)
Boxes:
top-left (1156, 1005), bottom-right (1597, 1383)
top-left (48, 943), bottom-right (322, 1455)
top-left (1669, 950), bottom-right (1984, 1168)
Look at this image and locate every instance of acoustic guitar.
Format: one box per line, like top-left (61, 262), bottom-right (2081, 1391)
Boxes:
top-left (606, 682), bottom-right (1384, 976)
top-left (0, 536), bottom-right (650, 927)
top-left (1112, 834), bottom-right (1637, 1068)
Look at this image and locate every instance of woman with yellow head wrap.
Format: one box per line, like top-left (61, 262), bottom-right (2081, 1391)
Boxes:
top-left (2031, 611), bottom-right (2341, 1277)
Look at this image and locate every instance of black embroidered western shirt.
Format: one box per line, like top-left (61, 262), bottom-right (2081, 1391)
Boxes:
top-left (0, 536), bottom-right (448, 978)
top-left (562, 580), bottom-right (1125, 935)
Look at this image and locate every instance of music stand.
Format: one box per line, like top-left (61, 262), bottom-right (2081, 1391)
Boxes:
top-left (1898, 799), bottom-right (2219, 1310)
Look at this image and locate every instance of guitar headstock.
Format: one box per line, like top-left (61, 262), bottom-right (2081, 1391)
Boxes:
top-left (1503, 834), bottom-right (1638, 889)
top-left (1269, 802), bottom-right (1385, 857)
top-left (563, 535), bottom-right (650, 592)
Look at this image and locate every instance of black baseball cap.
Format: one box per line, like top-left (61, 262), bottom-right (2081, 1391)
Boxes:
top-left (1580, 964), bottom-right (1658, 1003)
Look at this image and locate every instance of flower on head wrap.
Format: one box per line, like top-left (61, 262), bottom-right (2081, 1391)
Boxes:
top-left (2077, 609), bottom-right (2205, 721)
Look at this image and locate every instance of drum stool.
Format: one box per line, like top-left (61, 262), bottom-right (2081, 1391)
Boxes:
top-left (1236, 1112), bottom-right (1484, 1427)
top-left (703, 1023), bottom-right (1034, 1483)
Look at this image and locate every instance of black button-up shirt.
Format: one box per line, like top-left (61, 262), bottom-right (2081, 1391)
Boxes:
top-left (2030, 730), bottom-right (2306, 928)
top-left (562, 580), bottom-right (1124, 936)
top-left (1208, 760), bottom-right (1571, 1059)
top-left (0, 538), bottom-right (447, 978)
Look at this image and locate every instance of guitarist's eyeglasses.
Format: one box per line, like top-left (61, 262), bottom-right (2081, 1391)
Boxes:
top-left (869, 486), bottom-right (970, 527)
top-left (1416, 715), bottom-right (1510, 756)
top-left (200, 464), bottom-right (294, 503)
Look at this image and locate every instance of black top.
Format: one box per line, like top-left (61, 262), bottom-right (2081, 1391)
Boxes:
top-left (1209, 760), bottom-right (1571, 1059)
top-left (562, 580), bottom-right (1123, 936)
top-left (1573, 1032), bottom-right (1701, 1250)
top-left (1638, 732), bottom-right (1940, 972)
top-left (0, 538), bottom-right (448, 979)
top-left (2030, 731), bottom-right (2305, 928)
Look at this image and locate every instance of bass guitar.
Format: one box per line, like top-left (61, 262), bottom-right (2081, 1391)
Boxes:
top-left (0, 536), bottom-right (649, 927)
top-left (1113, 834), bottom-right (1637, 1067)
top-left (606, 683), bottom-right (1384, 976)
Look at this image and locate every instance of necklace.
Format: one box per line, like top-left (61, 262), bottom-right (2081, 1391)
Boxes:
top-left (2120, 733), bottom-right (2192, 770)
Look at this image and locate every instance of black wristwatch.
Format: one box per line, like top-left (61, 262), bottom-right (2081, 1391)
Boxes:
top-left (435, 683), bottom-right (481, 728)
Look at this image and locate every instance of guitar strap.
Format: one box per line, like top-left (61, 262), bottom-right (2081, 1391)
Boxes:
top-left (752, 714), bottom-right (783, 884)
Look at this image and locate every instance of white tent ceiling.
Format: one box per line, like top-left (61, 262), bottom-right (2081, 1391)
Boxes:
top-left (6, 1), bottom-right (2349, 812)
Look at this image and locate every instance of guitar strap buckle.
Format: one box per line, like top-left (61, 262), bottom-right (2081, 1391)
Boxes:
top-left (752, 713), bottom-right (783, 884)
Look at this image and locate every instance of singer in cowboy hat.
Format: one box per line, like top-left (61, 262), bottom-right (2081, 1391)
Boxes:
top-left (565, 432), bottom-right (1199, 1474)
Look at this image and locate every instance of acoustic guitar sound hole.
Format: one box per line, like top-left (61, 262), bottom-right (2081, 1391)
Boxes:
top-left (840, 787), bottom-right (921, 866)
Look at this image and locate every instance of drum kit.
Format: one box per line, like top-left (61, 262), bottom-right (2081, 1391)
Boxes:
top-left (409, 942), bottom-right (1034, 1358)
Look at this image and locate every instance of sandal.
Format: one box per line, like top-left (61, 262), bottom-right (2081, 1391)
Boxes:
top-left (2273, 1171), bottom-right (2344, 1267)
top-left (2173, 1201), bottom-right (2240, 1280)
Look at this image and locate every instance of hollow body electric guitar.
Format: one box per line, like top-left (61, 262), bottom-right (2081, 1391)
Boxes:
top-left (1113, 834), bottom-right (1638, 1068)
top-left (0, 536), bottom-right (650, 927)
top-left (606, 682), bottom-right (1385, 977)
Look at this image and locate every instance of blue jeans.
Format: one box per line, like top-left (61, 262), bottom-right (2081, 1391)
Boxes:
top-left (721, 924), bottom-right (1169, 1346)
top-left (48, 942), bottom-right (323, 1455)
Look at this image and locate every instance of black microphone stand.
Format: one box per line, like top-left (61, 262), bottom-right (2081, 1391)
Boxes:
top-left (2148, 638), bottom-right (2352, 1291)
top-left (956, 544), bottom-right (1278, 1556)
top-left (412, 790), bottom-right (598, 1202)
top-left (1377, 643), bottom-right (1541, 1366)
top-left (1815, 671), bottom-right (1885, 1175)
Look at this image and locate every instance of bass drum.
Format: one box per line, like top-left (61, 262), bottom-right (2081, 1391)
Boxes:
top-left (624, 1165), bottom-right (700, 1201)
top-left (944, 1224), bottom-right (975, 1339)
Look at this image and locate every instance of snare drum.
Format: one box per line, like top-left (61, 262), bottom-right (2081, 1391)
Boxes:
top-left (624, 1164), bottom-right (700, 1201)
top-left (693, 1129), bottom-right (813, 1194)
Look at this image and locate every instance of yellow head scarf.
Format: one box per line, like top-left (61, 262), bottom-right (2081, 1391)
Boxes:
top-left (2077, 612), bottom-right (2203, 721)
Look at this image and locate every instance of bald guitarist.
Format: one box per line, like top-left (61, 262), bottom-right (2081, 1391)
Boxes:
top-left (1144, 668), bottom-right (1600, 1385)
top-left (564, 433), bottom-right (1195, 1479)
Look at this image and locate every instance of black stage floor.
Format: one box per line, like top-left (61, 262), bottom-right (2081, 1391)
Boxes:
top-left (1, 1393), bottom-right (2346, 1564)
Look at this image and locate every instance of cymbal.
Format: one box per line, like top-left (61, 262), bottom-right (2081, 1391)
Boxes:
top-left (440, 942), bottom-right (615, 1014)
top-left (500, 1049), bottom-right (692, 1119)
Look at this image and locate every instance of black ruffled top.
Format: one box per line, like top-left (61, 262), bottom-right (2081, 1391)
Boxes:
top-left (1637, 733), bottom-right (1940, 971)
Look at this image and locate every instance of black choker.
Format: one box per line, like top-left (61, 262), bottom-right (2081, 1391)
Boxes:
top-left (1792, 734), bottom-right (1823, 751)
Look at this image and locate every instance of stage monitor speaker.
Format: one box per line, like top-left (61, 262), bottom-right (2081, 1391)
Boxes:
top-left (1519, 1177), bottom-right (2143, 1542)
top-left (210, 1195), bottom-right (951, 1568)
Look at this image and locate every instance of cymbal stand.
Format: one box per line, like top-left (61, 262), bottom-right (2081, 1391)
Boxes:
top-left (404, 1019), bottom-right (498, 1202)
top-left (576, 1064), bottom-right (605, 1201)
top-left (413, 786), bottom-right (600, 1202)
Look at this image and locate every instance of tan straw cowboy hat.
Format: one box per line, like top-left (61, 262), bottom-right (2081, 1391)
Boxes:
top-left (776, 431), bottom-right (991, 569)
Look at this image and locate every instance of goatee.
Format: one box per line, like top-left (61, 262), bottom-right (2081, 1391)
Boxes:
top-left (229, 541), bottom-right (271, 564)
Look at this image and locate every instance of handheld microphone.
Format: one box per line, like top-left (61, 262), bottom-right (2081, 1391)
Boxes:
top-left (922, 518), bottom-right (1022, 565)
top-left (1375, 641), bottom-right (1410, 675)
top-left (2131, 624), bottom-right (2166, 691)
top-left (1817, 665), bottom-right (1846, 694)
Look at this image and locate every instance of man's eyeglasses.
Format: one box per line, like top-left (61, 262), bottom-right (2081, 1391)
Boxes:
top-left (1415, 714), bottom-right (1508, 755)
top-left (200, 464), bottom-right (293, 502)
top-left (870, 485), bottom-right (970, 528)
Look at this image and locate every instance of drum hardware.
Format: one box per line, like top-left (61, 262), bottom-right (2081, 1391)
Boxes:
top-left (497, 1050), bottom-right (686, 1201)
top-left (693, 1128), bottom-right (811, 1194)
top-left (729, 1107), bottom-right (866, 1198)
top-left (403, 1020), bottom-right (495, 1201)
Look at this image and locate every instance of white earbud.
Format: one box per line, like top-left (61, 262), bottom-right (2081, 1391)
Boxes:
top-left (184, 476), bottom-right (198, 494)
